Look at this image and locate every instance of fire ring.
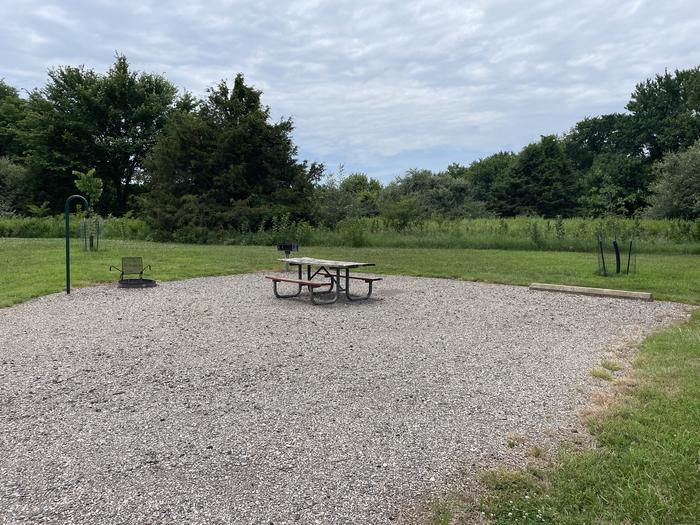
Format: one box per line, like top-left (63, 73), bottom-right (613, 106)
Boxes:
top-left (118, 278), bottom-right (157, 289)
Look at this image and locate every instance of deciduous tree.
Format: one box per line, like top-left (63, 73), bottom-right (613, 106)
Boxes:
top-left (647, 139), bottom-right (700, 219)
top-left (19, 55), bottom-right (176, 214)
top-left (627, 67), bottom-right (700, 162)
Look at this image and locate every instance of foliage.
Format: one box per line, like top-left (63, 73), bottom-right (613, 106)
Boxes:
top-left (73, 168), bottom-right (103, 212)
top-left (2, 62), bottom-right (700, 225)
top-left (313, 168), bottom-right (382, 227)
top-left (647, 138), bottom-right (700, 219)
top-left (563, 113), bottom-right (638, 171)
top-left (25, 201), bottom-right (51, 217)
top-left (0, 215), bottom-right (149, 239)
top-left (380, 195), bottom-right (422, 230)
top-left (457, 153), bottom-right (516, 206)
top-left (491, 135), bottom-right (578, 217)
top-left (626, 67), bottom-right (700, 162)
top-left (0, 156), bottom-right (30, 214)
top-left (140, 73), bottom-right (323, 238)
top-left (2, 215), bottom-right (698, 254)
top-left (0, 81), bottom-right (25, 158)
top-left (378, 168), bottom-right (488, 222)
top-left (16, 55), bottom-right (177, 215)
top-left (578, 153), bottom-right (651, 216)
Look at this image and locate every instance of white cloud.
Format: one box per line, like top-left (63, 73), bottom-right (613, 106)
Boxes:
top-left (0, 0), bottom-right (698, 180)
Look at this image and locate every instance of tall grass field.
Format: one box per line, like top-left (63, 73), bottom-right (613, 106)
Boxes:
top-left (1, 215), bottom-right (699, 253)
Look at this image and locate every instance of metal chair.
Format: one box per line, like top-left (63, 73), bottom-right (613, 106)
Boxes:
top-left (109, 257), bottom-right (152, 281)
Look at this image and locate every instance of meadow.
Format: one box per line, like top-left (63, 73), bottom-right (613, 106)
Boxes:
top-left (1, 215), bottom-right (699, 253)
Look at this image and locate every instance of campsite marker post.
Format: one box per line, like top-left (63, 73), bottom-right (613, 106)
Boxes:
top-left (65, 195), bottom-right (89, 294)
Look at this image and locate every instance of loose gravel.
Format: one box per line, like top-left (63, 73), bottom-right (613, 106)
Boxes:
top-left (0, 274), bottom-right (691, 524)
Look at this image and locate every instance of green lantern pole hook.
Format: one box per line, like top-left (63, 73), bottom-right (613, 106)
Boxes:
top-left (65, 195), bottom-right (89, 294)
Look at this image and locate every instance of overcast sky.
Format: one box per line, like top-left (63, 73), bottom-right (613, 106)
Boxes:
top-left (1, 0), bottom-right (698, 182)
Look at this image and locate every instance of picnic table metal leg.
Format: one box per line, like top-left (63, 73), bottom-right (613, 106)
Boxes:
top-left (344, 268), bottom-right (374, 301)
top-left (322, 274), bottom-right (335, 293)
top-left (309, 264), bottom-right (334, 293)
top-left (270, 264), bottom-right (304, 298)
top-left (310, 268), bottom-right (339, 305)
top-left (272, 280), bottom-right (303, 298)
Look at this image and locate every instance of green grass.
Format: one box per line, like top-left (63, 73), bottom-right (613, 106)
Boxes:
top-left (474, 311), bottom-right (700, 525)
top-left (0, 238), bottom-right (275, 307)
top-left (1, 238), bottom-right (699, 307)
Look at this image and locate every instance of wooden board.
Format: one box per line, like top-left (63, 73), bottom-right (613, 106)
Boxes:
top-left (529, 283), bottom-right (653, 302)
top-left (278, 257), bottom-right (374, 269)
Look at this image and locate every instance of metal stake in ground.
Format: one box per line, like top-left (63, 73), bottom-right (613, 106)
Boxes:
top-left (597, 235), bottom-right (607, 276)
top-left (612, 239), bottom-right (621, 274)
top-left (65, 194), bottom-right (89, 294)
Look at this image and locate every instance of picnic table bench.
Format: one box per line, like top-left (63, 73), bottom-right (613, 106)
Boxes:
top-left (266, 257), bottom-right (381, 305)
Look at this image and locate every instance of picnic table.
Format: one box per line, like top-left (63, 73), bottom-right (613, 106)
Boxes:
top-left (265, 257), bottom-right (381, 305)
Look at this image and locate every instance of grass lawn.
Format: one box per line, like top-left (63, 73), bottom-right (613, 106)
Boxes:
top-left (1, 237), bottom-right (698, 525)
top-left (1, 238), bottom-right (698, 307)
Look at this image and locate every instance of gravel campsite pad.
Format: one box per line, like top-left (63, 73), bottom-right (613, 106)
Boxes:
top-left (0, 274), bottom-right (691, 524)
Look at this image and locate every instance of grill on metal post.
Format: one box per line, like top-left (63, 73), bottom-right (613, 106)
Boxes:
top-left (276, 243), bottom-right (299, 272)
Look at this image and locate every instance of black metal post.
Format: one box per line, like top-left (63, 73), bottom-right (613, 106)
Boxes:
top-left (598, 237), bottom-right (607, 276)
top-left (626, 241), bottom-right (633, 274)
top-left (65, 195), bottom-right (89, 294)
top-left (612, 239), bottom-right (621, 274)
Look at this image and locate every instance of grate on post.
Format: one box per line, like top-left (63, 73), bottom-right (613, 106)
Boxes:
top-left (276, 243), bottom-right (299, 272)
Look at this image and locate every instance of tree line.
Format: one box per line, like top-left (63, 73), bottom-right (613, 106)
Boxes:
top-left (1, 56), bottom-right (699, 240)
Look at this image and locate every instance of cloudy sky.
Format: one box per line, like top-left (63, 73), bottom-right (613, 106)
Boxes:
top-left (1, 0), bottom-right (698, 182)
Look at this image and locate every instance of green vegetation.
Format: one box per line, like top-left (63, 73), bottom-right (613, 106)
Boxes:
top-left (648, 140), bottom-right (700, 219)
top-left (1, 56), bottom-right (176, 215)
top-left (472, 310), bottom-right (700, 525)
top-left (140, 74), bottom-right (322, 237)
top-left (590, 367), bottom-right (613, 381)
top-left (601, 359), bottom-right (623, 372)
top-left (1, 238), bottom-right (699, 308)
top-left (1, 216), bottom-right (699, 254)
top-left (0, 238), bottom-right (269, 307)
top-left (527, 446), bottom-right (544, 459)
top-left (0, 215), bottom-right (150, 239)
top-left (2, 62), bottom-right (700, 240)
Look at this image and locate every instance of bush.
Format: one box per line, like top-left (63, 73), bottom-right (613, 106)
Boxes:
top-left (647, 139), bottom-right (700, 219)
top-left (2, 215), bottom-right (698, 254)
top-left (0, 215), bottom-right (150, 240)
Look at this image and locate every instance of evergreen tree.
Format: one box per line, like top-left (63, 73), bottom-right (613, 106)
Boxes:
top-left (491, 135), bottom-right (579, 217)
top-left (142, 74), bottom-right (322, 237)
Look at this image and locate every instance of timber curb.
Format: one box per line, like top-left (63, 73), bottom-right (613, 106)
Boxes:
top-left (529, 283), bottom-right (653, 302)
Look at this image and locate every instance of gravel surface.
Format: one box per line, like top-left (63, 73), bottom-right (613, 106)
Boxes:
top-left (0, 274), bottom-right (691, 524)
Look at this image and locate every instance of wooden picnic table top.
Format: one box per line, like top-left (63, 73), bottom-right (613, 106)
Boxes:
top-left (278, 257), bottom-right (374, 269)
